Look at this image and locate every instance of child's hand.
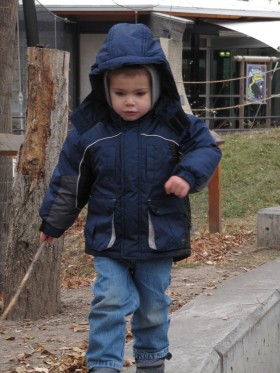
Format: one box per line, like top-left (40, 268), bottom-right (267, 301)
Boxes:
top-left (40, 232), bottom-right (54, 244)
top-left (164, 176), bottom-right (190, 198)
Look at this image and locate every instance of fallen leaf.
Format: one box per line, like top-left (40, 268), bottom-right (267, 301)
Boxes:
top-left (69, 325), bottom-right (89, 333)
top-left (5, 335), bottom-right (15, 340)
top-left (241, 267), bottom-right (250, 272)
top-left (124, 358), bottom-right (134, 367)
top-left (15, 367), bottom-right (27, 373)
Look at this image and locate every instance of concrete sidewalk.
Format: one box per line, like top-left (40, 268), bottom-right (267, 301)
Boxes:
top-left (124, 258), bottom-right (280, 373)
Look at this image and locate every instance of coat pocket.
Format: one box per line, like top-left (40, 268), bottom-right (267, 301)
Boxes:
top-left (148, 198), bottom-right (189, 251)
top-left (85, 196), bottom-right (116, 252)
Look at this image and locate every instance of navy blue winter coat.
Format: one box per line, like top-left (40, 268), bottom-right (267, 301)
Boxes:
top-left (39, 23), bottom-right (222, 261)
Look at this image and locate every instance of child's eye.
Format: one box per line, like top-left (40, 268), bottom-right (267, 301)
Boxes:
top-left (136, 91), bottom-right (147, 96)
top-left (114, 91), bottom-right (125, 96)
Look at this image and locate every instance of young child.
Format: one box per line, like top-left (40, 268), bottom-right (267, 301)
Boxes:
top-left (39, 23), bottom-right (222, 373)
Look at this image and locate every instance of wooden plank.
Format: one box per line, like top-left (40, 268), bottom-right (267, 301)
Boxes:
top-left (0, 133), bottom-right (24, 156)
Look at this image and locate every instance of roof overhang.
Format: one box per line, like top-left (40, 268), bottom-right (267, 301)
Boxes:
top-left (31, 0), bottom-right (280, 22)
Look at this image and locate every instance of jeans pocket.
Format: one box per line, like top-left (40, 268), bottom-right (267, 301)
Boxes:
top-left (148, 197), bottom-right (188, 251)
top-left (85, 196), bottom-right (116, 252)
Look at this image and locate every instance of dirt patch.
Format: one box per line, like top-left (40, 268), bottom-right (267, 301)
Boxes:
top-left (1, 233), bottom-right (279, 373)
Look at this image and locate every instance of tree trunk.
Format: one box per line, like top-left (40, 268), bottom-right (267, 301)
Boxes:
top-left (3, 47), bottom-right (70, 320)
top-left (0, 0), bottom-right (18, 291)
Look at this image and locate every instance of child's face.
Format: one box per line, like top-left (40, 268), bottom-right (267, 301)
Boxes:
top-left (109, 69), bottom-right (152, 122)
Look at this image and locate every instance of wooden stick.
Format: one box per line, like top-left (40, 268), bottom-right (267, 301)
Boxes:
top-left (0, 241), bottom-right (47, 322)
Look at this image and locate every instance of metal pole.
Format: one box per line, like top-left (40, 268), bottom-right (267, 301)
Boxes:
top-left (205, 37), bottom-right (211, 128)
top-left (266, 61), bottom-right (272, 128)
top-left (239, 60), bottom-right (245, 129)
top-left (22, 0), bottom-right (39, 47)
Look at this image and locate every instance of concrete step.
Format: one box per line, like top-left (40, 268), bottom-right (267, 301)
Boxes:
top-left (124, 258), bottom-right (280, 373)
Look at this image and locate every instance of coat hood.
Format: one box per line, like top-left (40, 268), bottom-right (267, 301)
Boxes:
top-left (89, 23), bottom-right (180, 103)
top-left (70, 23), bottom-right (181, 131)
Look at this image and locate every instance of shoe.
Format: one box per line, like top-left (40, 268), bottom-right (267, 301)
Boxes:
top-left (136, 361), bottom-right (165, 373)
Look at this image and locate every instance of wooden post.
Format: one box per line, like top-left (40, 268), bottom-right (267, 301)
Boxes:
top-left (3, 47), bottom-right (69, 320)
top-left (208, 161), bottom-right (222, 233)
top-left (208, 132), bottom-right (224, 233)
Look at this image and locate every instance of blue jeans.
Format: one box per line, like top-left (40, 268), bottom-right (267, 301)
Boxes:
top-left (86, 256), bottom-right (173, 371)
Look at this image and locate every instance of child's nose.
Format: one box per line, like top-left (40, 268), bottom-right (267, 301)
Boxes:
top-left (125, 96), bottom-right (134, 105)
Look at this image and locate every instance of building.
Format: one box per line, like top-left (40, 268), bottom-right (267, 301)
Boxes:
top-left (15, 0), bottom-right (280, 130)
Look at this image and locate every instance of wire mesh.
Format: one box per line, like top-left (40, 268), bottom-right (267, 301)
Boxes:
top-left (0, 157), bottom-right (14, 290)
top-left (13, 2), bottom-right (72, 134)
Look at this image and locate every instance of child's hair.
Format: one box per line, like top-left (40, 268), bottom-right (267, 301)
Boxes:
top-left (107, 65), bottom-right (150, 81)
top-left (104, 64), bottom-right (160, 107)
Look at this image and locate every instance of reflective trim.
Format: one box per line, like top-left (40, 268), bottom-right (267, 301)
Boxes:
top-left (76, 133), bottom-right (122, 209)
top-left (107, 212), bottom-right (116, 248)
top-left (140, 133), bottom-right (179, 147)
top-left (148, 212), bottom-right (157, 250)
